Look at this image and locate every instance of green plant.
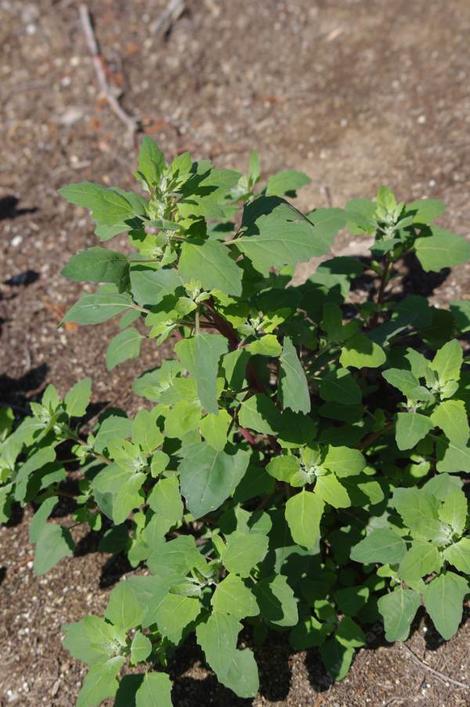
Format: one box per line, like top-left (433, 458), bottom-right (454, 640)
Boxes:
top-left (1, 139), bottom-right (469, 705)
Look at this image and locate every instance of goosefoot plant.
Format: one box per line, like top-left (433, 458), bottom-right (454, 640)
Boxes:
top-left (1, 138), bottom-right (470, 706)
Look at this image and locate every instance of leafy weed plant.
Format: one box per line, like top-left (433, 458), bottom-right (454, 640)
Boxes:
top-left (1, 139), bottom-right (469, 705)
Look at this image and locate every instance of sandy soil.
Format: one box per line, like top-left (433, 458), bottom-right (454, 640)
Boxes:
top-left (0, 0), bottom-right (469, 705)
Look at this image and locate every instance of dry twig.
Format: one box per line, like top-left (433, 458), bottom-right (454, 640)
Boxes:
top-left (400, 643), bottom-right (469, 690)
top-left (78, 4), bottom-right (140, 144)
top-left (150, 0), bottom-right (186, 35)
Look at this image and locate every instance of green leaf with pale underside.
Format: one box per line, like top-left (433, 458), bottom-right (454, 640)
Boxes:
top-left (179, 444), bottom-right (250, 519)
top-left (196, 613), bottom-right (259, 698)
top-left (279, 337), bottom-right (310, 413)
top-left (179, 240), bottom-right (242, 296)
top-left (175, 334), bottom-right (228, 413)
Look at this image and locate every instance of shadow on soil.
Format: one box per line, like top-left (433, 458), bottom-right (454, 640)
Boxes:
top-left (0, 363), bottom-right (48, 412)
top-left (0, 195), bottom-right (37, 221)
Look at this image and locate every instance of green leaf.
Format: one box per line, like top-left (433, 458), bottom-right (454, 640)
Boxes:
top-left (340, 333), bottom-right (386, 369)
top-left (436, 441), bottom-right (470, 473)
top-left (350, 528), bottom-right (406, 565)
top-left (60, 182), bottom-right (136, 228)
top-left (64, 378), bottom-right (92, 417)
top-left (398, 541), bottom-right (442, 583)
top-left (33, 523), bottom-right (74, 575)
top-left (155, 594), bottom-right (201, 644)
top-left (132, 408), bottom-right (163, 454)
top-left (179, 240), bottom-right (242, 296)
top-left (336, 616), bottom-right (366, 649)
top-left (439, 489), bottom-right (467, 536)
top-left (323, 446), bottom-right (365, 477)
top-left (443, 538), bottom-right (470, 574)
top-left (63, 616), bottom-right (126, 665)
top-left (319, 368), bottom-right (362, 405)
top-left (238, 394), bottom-right (279, 435)
top-left (179, 444), bottom-right (250, 519)
top-left (377, 587), bottom-right (421, 641)
top-left (175, 334), bottom-right (228, 413)
top-left (130, 631), bottom-right (152, 665)
top-left (211, 574), bottom-right (259, 620)
top-left (93, 464), bottom-right (145, 524)
top-left (254, 575), bottom-right (298, 628)
top-left (147, 536), bottom-right (203, 590)
top-left (199, 409), bottom-right (231, 451)
top-left (29, 496), bottom-right (58, 543)
top-left (147, 476), bottom-right (183, 536)
top-left (279, 337), bottom-right (310, 413)
top-left (237, 196), bottom-right (332, 275)
top-left (395, 412), bottom-right (433, 450)
top-left (221, 530), bottom-right (269, 577)
top-left (62, 247), bottom-right (129, 290)
top-left (285, 490), bottom-right (324, 551)
top-left (315, 475), bottom-right (351, 508)
top-left (345, 198), bottom-right (376, 233)
top-left (130, 267), bottom-right (182, 307)
top-left (151, 450), bottom-right (170, 477)
top-left (62, 616), bottom-right (126, 665)
top-left (135, 673), bottom-right (173, 707)
top-left (382, 368), bottom-right (433, 402)
top-left (319, 638), bottom-right (354, 681)
top-left (77, 657), bottom-right (125, 707)
top-left (307, 208), bottom-right (348, 250)
top-left (64, 286), bottom-right (132, 324)
top-left (164, 400), bottom-right (201, 438)
top-left (246, 334), bottom-right (282, 357)
top-left (105, 580), bottom-right (144, 631)
top-left (14, 445), bottom-right (56, 502)
top-left (407, 198), bottom-right (445, 224)
top-left (196, 613), bottom-right (259, 698)
top-left (266, 454), bottom-right (300, 483)
top-left (392, 487), bottom-right (443, 542)
top-left (430, 339), bottom-right (463, 384)
top-left (266, 170), bottom-right (311, 196)
top-left (106, 327), bottom-right (143, 370)
top-left (137, 136), bottom-right (165, 186)
top-left (334, 586), bottom-right (369, 617)
top-left (415, 228), bottom-right (470, 271)
top-left (431, 400), bottom-right (469, 446)
top-left (423, 572), bottom-right (468, 640)
top-left (94, 415), bottom-right (132, 453)
top-left (133, 360), bottom-right (181, 401)
top-left (289, 615), bottom-right (328, 649)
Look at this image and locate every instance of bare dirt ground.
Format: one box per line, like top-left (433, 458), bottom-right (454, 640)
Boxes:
top-left (0, 0), bottom-right (469, 705)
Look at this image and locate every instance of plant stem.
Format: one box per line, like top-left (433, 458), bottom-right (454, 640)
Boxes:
top-left (370, 255), bottom-right (392, 327)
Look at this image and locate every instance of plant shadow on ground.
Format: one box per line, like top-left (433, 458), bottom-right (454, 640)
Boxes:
top-left (0, 364), bottom-right (48, 413)
top-left (74, 527), bottom-right (134, 589)
top-left (348, 252), bottom-right (450, 304)
top-left (0, 195), bottom-right (37, 221)
top-left (167, 607), bottom-right (470, 705)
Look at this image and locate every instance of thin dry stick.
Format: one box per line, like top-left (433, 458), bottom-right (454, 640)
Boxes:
top-left (78, 4), bottom-right (140, 144)
top-left (401, 643), bottom-right (469, 690)
top-left (151, 0), bottom-right (186, 35)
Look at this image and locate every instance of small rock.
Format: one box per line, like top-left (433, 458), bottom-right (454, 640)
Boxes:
top-left (59, 107), bottom-right (85, 126)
